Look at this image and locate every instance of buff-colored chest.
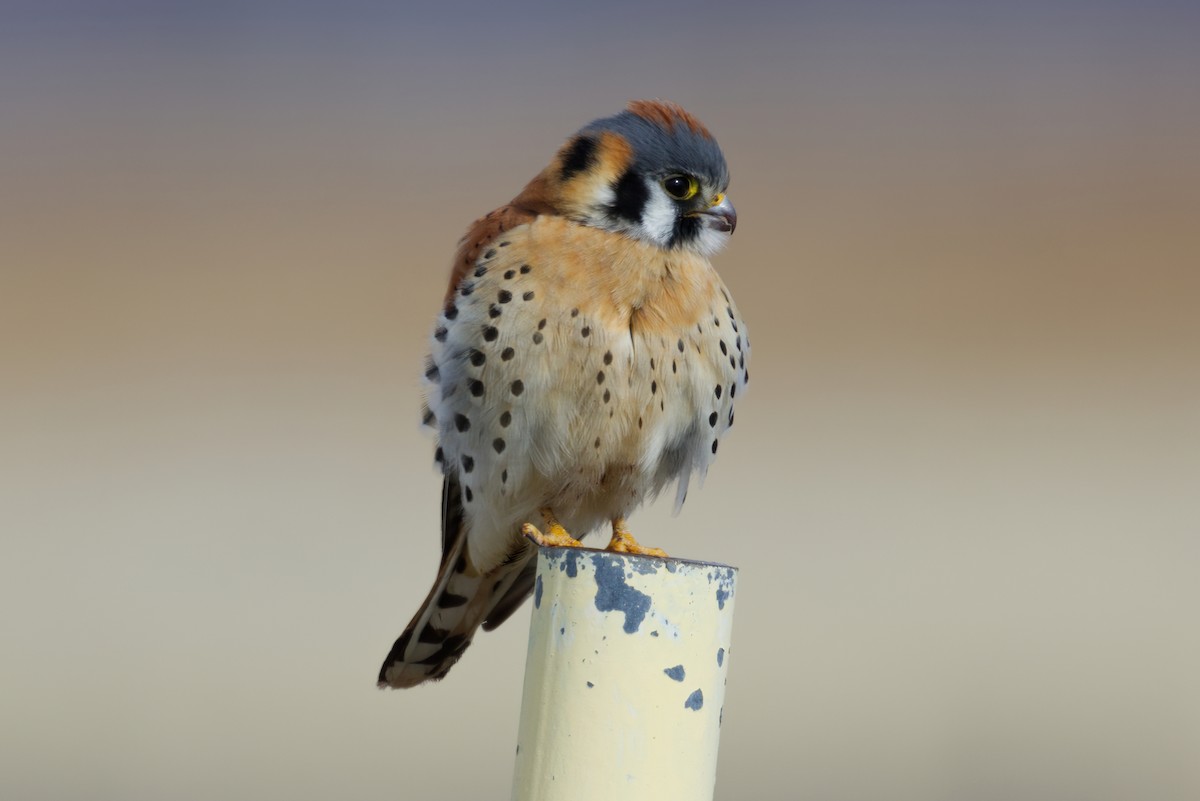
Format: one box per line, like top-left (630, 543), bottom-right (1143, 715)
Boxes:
top-left (423, 215), bottom-right (749, 567)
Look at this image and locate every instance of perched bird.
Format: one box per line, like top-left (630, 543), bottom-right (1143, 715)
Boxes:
top-left (378, 100), bottom-right (749, 688)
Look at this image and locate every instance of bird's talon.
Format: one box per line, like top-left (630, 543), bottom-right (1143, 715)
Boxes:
top-left (607, 526), bottom-right (668, 558)
top-left (522, 522), bottom-right (583, 549)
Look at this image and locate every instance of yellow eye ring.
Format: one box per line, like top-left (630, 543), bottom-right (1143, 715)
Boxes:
top-left (662, 174), bottom-right (699, 201)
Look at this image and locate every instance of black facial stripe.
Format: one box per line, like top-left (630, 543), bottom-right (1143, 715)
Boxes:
top-left (609, 168), bottom-right (648, 225)
top-left (669, 213), bottom-right (703, 248)
top-left (560, 136), bottom-right (598, 181)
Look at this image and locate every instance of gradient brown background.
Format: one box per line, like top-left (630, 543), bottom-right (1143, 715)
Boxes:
top-left (3, 2), bottom-right (1198, 799)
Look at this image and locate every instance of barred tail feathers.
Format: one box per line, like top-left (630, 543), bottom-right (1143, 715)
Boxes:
top-left (377, 477), bottom-right (533, 688)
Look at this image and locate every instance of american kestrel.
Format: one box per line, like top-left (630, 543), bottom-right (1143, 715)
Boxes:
top-left (378, 100), bottom-right (749, 688)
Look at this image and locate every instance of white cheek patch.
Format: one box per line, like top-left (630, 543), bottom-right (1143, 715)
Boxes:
top-left (691, 225), bottom-right (731, 257)
top-left (592, 182), bottom-right (616, 209)
top-left (638, 182), bottom-right (677, 247)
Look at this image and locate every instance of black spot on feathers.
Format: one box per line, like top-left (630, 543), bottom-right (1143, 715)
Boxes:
top-left (560, 135), bottom-right (599, 181)
top-left (610, 168), bottom-right (649, 224)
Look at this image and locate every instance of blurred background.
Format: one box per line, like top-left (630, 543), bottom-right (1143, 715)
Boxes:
top-left (2, 1), bottom-right (1197, 799)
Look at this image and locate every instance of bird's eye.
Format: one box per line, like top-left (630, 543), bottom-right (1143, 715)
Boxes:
top-left (662, 175), bottom-right (699, 201)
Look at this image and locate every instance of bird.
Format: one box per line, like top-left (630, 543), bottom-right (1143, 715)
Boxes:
top-left (378, 100), bottom-right (749, 688)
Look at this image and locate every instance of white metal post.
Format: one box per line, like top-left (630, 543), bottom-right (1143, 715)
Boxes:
top-left (510, 546), bottom-right (737, 801)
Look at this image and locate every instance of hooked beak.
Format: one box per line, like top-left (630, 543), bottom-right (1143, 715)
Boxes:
top-left (699, 194), bottom-right (737, 234)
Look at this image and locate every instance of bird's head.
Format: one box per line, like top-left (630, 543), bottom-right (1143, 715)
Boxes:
top-left (519, 100), bottom-right (735, 257)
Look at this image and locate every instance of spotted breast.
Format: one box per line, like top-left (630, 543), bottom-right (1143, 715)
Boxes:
top-left (379, 100), bottom-right (748, 688)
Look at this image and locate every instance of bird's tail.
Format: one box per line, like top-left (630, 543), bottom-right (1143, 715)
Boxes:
top-left (377, 476), bottom-right (534, 688)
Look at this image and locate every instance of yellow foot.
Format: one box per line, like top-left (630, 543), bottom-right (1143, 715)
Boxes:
top-left (607, 519), bottom-right (668, 558)
top-left (521, 508), bottom-right (584, 549)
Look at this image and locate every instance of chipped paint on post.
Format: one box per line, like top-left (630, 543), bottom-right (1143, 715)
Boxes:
top-left (510, 548), bottom-right (737, 801)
